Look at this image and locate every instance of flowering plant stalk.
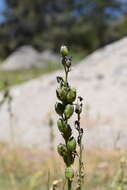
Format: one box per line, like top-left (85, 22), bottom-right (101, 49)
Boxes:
top-left (55, 46), bottom-right (84, 190)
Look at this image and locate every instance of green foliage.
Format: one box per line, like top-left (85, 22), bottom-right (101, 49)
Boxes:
top-left (0, 0), bottom-right (127, 58)
top-left (0, 61), bottom-right (62, 91)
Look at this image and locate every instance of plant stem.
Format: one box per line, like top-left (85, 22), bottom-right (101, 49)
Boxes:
top-left (78, 144), bottom-right (83, 190)
top-left (64, 65), bottom-right (68, 85)
top-left (68, 179), bottom-right (72, 190)
top-left (78, 113), bottom-right (83, 190)
top-left (57, 47), bottom-right (79, 190)
top-left (8, 96), bottom-right (15, 148)
top-left (64, 62), bottom-right (72, 190)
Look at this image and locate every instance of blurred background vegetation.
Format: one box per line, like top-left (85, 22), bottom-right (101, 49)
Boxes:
top-left (0, 0), bottom-right (127, 59)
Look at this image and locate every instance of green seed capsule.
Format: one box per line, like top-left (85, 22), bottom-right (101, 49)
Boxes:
top-left (65, 167), bottom-right (74, 180)
top-left (62, 125), bottom-right (72, 140)
top-left (60, 45), bottom-right (68, 56)
top-left (67, 137), bottom-right (76, 152)
top-left (63, 151), bottom-right (75, 166)
top-left (55, 102), bottom-right (65, 116)
top-left (67, 88), bottom-right (76, 103)
top-left (64, 104), bottom-right (74, 119)
top-left (56, 87), bottom-right (68, 102)
top-left (57, 119), bottom-right (67, 133)
top-left (57, 144), bottom-right (67, 157)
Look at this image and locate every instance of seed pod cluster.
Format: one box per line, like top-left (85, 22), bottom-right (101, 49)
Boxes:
top-left (55, 46), bottom-right (84, 190)
top-left (55, 45), bottom-right (77, 181)
top-left (56, 87), bottom-right (76, 104)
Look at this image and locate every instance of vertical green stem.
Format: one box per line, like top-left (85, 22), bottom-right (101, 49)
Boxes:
top-left (68, 179), bottom-right (72, 190)
top-left (64, 60), bottom-right (72, 190)
top-left (64, 64), bottom-right (68, 85)
top-left (65, 66), bottom-right (72, 190)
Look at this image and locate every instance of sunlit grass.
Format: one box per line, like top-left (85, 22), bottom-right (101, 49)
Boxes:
top-left (0, 61), bottom-right (63, 91)
top-left (0, 143), bottom-right (126, 190)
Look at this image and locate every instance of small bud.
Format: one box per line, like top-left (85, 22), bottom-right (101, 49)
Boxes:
top-left (56, 76), bottom-right (64, 84)
top-left (57, 144), bottom-right (68, 157)
top-left (55, 102), bottom-right (65, 116)
top-left (65, 167), bottom-right (74, 180)
top-left (64, 104), bottom-right (74, 119)
top-left (75, 104), bottom-right (82, 114)
top-left (60, 45), bottom-right (68, 57)
top-left (67, 88), bottom-right (76, 103)
top-left (66, 58), bottom-right (71, 68)
top-left (78, 96), bottom-right (83, 102)
top-left (67, 137), bottom-right (76, 152)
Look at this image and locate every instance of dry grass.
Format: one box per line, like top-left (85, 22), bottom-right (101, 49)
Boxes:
top-left (0, 143), bottom-right (126, 190)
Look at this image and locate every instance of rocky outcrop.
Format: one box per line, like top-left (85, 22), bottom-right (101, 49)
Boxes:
top-left (0, 46), bottom-right (59, 70)
top-left (0, 37), bottom-right (127, 149)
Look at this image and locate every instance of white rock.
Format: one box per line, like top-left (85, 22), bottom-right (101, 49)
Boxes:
top-left (40, 50), bottom-right (59, 63)
top-left (0, 37), bottom-right (127, 149)
top-left (0, 46), bottom-right (59, 70)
